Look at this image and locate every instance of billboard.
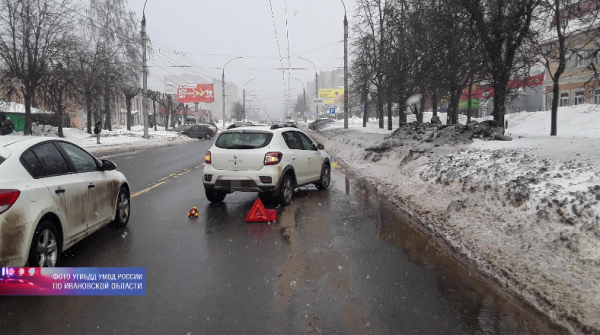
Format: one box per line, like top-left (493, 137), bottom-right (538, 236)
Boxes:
top-left (318, 89), bottom-right (345, 104)
top-left (177, 84), bottom-right (215, 103)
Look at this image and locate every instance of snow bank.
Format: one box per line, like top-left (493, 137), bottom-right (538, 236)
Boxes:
top-left (8, 125), bottom-right (195, 154)
top-left (321, 104), bottom-right (600, 139)
top-left (308, 110), bottom-right (600, 333)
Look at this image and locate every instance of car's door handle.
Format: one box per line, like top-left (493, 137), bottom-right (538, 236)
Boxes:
top-left (292, 156), bottom-right (296, 160)
top-left (308, 156), bottom-right (312, 160)
top-left (55, 188), bottom-right (66, 194)
top-left (88, 184), bottom-right (96, 189)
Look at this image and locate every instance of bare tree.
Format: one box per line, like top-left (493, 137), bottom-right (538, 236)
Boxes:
top-left (536, 0), bottom-right (599, 135)
top-left (461, 0), bottom-right (541, 128)
top-left (121, 86), bottom-right (140, 130)
top-left (39, 43), bottom-right (79, 138)
top-left (0, 0), bottom-right (76, 135)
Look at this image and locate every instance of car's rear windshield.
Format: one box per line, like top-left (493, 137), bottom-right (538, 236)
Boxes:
top-left (215, 132), bottom-right (273, 149)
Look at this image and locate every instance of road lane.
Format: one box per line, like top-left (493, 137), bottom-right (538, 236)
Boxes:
top-left (0, 143), bottom-right (562, 334)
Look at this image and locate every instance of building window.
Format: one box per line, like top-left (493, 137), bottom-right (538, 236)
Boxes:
top-left (576, 52), bottom-right (587, 68)
top-left (595, 89), bottom-right (600, 105)
top-left (574, 91), bottom-right (585, 105)
top-left (560, 92), bottom-right (570, 107)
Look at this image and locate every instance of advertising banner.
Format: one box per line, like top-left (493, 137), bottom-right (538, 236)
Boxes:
top-left (459, 99), bottom-right (480, 109)
top-left (318, 89), bottom-right (345, 104)
top-left (178, 84), bottom-right (215, 103)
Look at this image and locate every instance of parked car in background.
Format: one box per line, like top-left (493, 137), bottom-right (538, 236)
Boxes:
top-left (203, 124), bottom-right (331, 206)
top-left (181, 124), bottom-right (215, 139)
top-left (308, 118), bottom-right (334, 130)
top-left (171, 124), bottom-right (194, 132)
top-left (0, 137), bottom-right (130, 267)
top-left (198, 122), bottom-right (217, 134)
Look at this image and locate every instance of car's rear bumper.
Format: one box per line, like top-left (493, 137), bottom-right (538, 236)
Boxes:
top-left (202, 165), bottom-right (281, 193)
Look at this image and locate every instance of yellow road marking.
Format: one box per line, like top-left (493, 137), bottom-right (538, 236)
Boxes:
top-left (131, 182), bottom-right (166, 198)
top-left (131, 169), bottom-right (195, 198)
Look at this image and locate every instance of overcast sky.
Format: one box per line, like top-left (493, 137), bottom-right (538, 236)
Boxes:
top-left (127, 0), bottom-right (355, 118)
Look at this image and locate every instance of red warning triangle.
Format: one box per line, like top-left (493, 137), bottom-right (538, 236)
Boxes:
top-left (246, 198), bottom-right (277, 222)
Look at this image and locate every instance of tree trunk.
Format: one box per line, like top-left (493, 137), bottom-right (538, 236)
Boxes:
top-left (57, 95), bottom-right (64, 138)
top-left (448, 89), bottom-right (461, 125)
top-left (399, 96), bottom-right (407, 126)
top-left (467, 76), bottom-right (474, 123)
top-left (126, 98), bottom-right (132, 131)
top-left (492, 79), bottom-right (508, 131)
top-left (551, 81), bottom-right (560, 136)
top-left (417, 91), bottom-right (425, 123)
top-left (104, 84), bottom-right (112, 131)
top-left (363, 94), bottom-right (368, 128)
top-left (377, 94), bottom-right (384, 129)
top-left (86, 97), bottom-right (93, 134)
top-left (432, 90), bottom-right (438, 118)
top-left (23, 89), bottom-right (33, 135)
top-left (387, 99), bottom-right (392, 130)
top-left (153, 99), bottom-right (157, 131)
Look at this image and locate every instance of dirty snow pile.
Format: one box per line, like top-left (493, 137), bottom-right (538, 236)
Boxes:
top-left (308, 104), bottom-right (600, 334)
top-left (11, 125), bottom-right (195, 153)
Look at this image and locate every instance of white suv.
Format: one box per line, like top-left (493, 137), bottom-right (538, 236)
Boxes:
top-left (203, 125), bottom-right (331, 205)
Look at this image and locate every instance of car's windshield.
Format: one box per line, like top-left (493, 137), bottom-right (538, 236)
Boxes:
top-left (215, 132), bottom-right (273, 149)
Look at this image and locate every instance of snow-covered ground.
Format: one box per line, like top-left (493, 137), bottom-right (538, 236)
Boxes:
top-left (307, 104), bottom-right (600, 334)
top-left (7, 125), bottom-right (196, 154)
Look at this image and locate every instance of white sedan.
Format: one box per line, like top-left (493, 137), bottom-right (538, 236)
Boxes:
top-left (0, 137), bottom-right (130, 267)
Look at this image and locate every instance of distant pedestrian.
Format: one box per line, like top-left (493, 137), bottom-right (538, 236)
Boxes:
top-left (94, 121), bottom-right (102, 144)
top-left (3, 117), bottom-right (14, 134)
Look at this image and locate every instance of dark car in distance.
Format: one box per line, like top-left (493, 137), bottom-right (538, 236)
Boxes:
top-left (181, 124), bottom-right (214, 139)
top-left (308, 118), bottom-right (334, 130)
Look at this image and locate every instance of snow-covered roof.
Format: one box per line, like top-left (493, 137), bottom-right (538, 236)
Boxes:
top-left (0, 101), bottom-right (52, 115)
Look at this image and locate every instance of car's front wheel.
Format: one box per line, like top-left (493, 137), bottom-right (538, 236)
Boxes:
top-left (28, 220), bottom-right (60, 267)
top-left (110, 187), bottom-right (130, 228)
top-left (315, 163), bottom-right (331, 190)
top-left (205, 189), bottom-right (226, 203)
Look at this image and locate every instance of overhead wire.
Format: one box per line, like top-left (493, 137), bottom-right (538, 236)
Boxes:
top-left (267, 0), bottom-right (287, 92)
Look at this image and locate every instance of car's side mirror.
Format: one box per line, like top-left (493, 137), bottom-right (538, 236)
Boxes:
top-left (317, 143), bottom-right (325, 150)
top-left (102, 159), bottom-right (117, 171)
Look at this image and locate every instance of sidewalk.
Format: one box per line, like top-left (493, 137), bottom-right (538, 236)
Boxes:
top-left (306, 104), bottom-right (600, 335)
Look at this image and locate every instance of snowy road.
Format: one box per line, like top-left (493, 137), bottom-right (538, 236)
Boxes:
top-left (0, 142), bottom-right (562, 334)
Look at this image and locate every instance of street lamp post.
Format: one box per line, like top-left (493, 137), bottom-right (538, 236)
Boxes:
top-left (243, 78), bottom-right (256, 122)
top-left (222, 57), bottom-right (242, 129)
top-left (340, 0), bottom-right (349, 129)
top-left (141, 0), bottom-right (150, 138)
top-left (291, 78), bottom-right (306, 115)
top-left (298, 56), bottom-right (318, 118)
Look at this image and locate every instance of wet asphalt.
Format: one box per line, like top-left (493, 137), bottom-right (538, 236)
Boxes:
top-left (0, 140), bottom-right (563, 334)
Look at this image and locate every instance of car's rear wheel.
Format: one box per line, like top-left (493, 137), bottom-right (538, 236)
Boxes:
top-left (276, 173), bottom-right (294, 206)
top-left (204, 133), bottom-right (211, 140)
top-left (315, 164), bottom-right (331, 190)
top-left (28, 220), bottom-right (60, 267)
top-left (205, 189), bottom-right (226, 203)
top-left (110, 187), bottom-right (130, 228)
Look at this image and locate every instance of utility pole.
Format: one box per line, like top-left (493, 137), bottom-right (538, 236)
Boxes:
top-left (298, 57), bottom-right (318, 118)
top-left (222, 57), bottom-right (242, 129)
top-left (194, 102), bottom-right (199, 121)
top-left (141, 1), bottom-right (149, 138)
top-left (342, 0), bottom-right (349, 129)
top-left (243, 89), bottom-right (246, 122)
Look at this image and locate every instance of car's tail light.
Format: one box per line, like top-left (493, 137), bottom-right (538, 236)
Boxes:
top-left (204, 174), bottom-right (213, 182)
top-left (0, 189), bottom-right (20, 215)
top-left (205, 151), bottom-right (211, 164)
top-left (264, 152), bottom-right (283, 166)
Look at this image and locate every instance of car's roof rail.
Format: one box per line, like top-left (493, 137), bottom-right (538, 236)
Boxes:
top-left (270, 123), bottom-right (297, 130)
top-left (227, 124), bottom-right (237, 129)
